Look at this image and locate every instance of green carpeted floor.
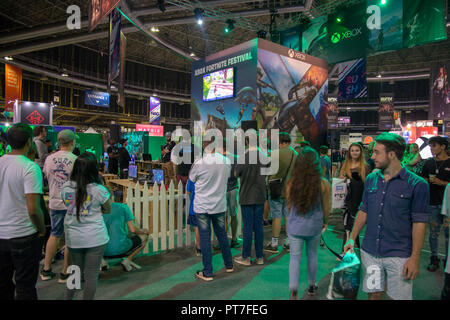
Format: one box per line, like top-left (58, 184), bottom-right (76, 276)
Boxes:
top-left (36, 212), bottom-right (447, 300)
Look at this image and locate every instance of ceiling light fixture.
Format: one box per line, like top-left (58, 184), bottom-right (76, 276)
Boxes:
top-left (194, 8), bottom-right (204, 25)
top-left (225, 19), bottom-right (235, 33)
top-left (151, 26), bottom-right (160, 32)
top-left (190, 52), bottom-right (196, 57)
top-left (4, 56), bottom-right (13, 61)
top-left (61, 73), bottom-right (68, 77)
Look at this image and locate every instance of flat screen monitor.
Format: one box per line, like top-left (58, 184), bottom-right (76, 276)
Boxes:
top-left (143, 153), bottom-right (152, 161)
top-left (203, 67), bottom-right (234, 102)
top-left (152, 169), bottom-right (164, 185)
top-left (128, 164), bottom-right (138, 179)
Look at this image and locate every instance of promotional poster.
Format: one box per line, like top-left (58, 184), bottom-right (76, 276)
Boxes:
top-left (149, 97), bottom-right (161, 125)
top-left (5, 64), bottom-right (22, 112)
top-left (15, 102), bottom-right (52, 126)
top-left (89, 0), bottom-right (121, 32)
top-left (429, 63), bottom-right (449, 120)
top-left (109, 8), bottom-right (121, 86)
top-left (378, 94), bottom-right (395, 130)
top-left (338, 58), bottom-right (367, 100)
top-left (327, 96), bottom-right (339, 130)
top-left (191, 39), bottom-right (328, 148)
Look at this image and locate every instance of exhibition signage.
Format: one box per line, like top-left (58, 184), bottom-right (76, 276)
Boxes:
top-left (136, 124), bottom-right (164, 136)
top-left (117, 31), bottom-right (126, 107)
top-left (85, 90), bottom-right (110, 108)
top-left (338, 58), bottom-right (367, 99)
top-left (280, 25), bottom-right (301, 51)
top-left (378, 94), bottom-right (395, 130)
top-left (108, 8), bottom-right (121, 87)
top-left (429, 63), bottom-right (449, 121)
top-left (149, 97), bottom-right (161, 125)
top-left (327, 96), bottom-right (339, 129)
top-left (15, 102), bottom-right (52, 126)
top-left (5, 64), bottom-right (22, 112)
top-left (89, 0), bottom-right (121, 32)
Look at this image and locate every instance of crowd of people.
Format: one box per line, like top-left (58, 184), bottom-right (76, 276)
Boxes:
top-left (0, 123), bottom-right (449, 301)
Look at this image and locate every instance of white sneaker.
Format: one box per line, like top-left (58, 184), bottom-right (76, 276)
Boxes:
top-left (121, 259), bottom-right (133, 272)
top-left (255, 258), bottom-right (264, 265)
top-left (234, 256), bottom-right (251, 266)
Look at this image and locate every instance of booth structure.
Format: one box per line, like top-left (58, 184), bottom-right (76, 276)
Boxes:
top-left (191, 38), bottom-right (329, 148)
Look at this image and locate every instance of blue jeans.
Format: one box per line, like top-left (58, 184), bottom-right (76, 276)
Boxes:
top-left (241, 204), bottom-right (264, 259)
top-left (288, 233), bottom-right (321, 291)
top-left (196, 212), bottom-right (233, 277)
top-left (429, 205), bottom-right (449, 257)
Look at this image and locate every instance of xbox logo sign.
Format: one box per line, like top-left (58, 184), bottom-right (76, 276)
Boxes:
top-left (288, 49), bottom-right (295, 58)
top-left (331, 32), bottom-right (341, 44)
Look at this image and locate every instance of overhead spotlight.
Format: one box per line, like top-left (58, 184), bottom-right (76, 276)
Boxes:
top-left (224, 19), bottom-right (235, 34)
top-left (4, 56), bottom-right (13, 61)
top-left (194, 8), bottom-right (204, 25)
top-left (377, 74), bottom-right (382, 78)
top-left (336, 16), bottom-right (343, 23)
top-left (151, 26), bottom-right (160, 32)
top-left (61, 73), bottom-right (69, 77)
top-left (257, 30), bottom-right (267, 39)
top-left (190, 52), bottom-right (196, 57)
top-left (157, 0), bottom-right (166, 13)
top-left (380, 0), bottom-right (387, 5)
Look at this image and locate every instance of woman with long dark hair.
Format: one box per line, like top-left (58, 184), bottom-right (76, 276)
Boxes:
top-left (338, 142), bottom-right (370, 252)
top-left (61, 152), bottom-right (112, 300)
top-left (286, 147), bottom-right (330, 299)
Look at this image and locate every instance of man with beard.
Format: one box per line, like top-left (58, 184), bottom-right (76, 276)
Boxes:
top-left (343, 132), bottom-right (429, 300)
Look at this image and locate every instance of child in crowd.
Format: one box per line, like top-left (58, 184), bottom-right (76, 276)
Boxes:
top-left (187, 179), bottom-right (201, 256)
top-left (61, 152), bottom-right (112, 300)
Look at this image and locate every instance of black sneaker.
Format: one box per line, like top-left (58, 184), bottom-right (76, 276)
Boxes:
top-left (427, 256), bottom-right (440, 272)
top-left (58, 273), bottom-right (70, 284)
top-left (195, 247), bottom-right (202, 256)
top-left (290, 290), bottom-right (298, 300)
top-left (263, 220), bottom-right (270, 227)
top-left (283, 243), bottom-right (290, 252)
top-left (307, 285), bottom-right (318, 296)
top-left (40, 269), bottom-right (54, 281)
top-left (230, 239), bottom-right (241, 248)
top-left (263, 243), bottom-right (278, 254)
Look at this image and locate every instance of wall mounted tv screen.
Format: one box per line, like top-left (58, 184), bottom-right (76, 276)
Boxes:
top-left (203, 67), bottom-right (234, 102)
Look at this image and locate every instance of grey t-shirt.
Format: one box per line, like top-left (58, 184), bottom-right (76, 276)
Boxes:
top-left (34, 137), bottom-right (48, 168)
top-left (235, 149), bottom-right (269, 205)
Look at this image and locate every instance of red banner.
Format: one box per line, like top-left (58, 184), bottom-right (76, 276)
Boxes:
top-left (89, 0), bottom-right (121, 32)
top-left (5, 64), bottom-right (22, 112)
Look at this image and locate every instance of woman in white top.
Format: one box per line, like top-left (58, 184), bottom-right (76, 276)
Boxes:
top-left (61, 152), bottom-right (112, 300)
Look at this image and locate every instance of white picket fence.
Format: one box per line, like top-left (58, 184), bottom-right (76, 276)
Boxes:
top-left (124, 180), bottom-right (243, 255)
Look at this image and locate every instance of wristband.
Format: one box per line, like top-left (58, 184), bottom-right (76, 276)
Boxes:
top-left (345, 239), bottom-right (354, 247)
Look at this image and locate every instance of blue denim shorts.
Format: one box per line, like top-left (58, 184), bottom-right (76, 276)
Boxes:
top-left (50, 209), bottom-right (67, 237)
top-left (269, 198), bottom-right (288, 218)
top-left (188, 214), bottom-right (198, 227)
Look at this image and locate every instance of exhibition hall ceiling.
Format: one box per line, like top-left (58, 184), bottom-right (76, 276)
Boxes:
top-left (0, 0), bottom-right (449, 74)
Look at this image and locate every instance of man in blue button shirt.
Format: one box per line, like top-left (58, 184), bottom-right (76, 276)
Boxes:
top-left (344, 132), bottom-right (429, 300)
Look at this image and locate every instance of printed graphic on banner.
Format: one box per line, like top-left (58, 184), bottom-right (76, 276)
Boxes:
top-left (109, 8), bottom-right (121, 86)
top-left (118, 31), bottom-right (126, 107)
top-left (149, 97), bottom-right (161, 125)
top-left (85, 91), bottom-right (110, 108)
top-left (327, 96), bottom-right (339, 129)
top-left (367, 0), bottom-right (403, 54)
top-left (20, 102), bottom-right (51, 126)
top-left (429, 64), bottom-right (449, 120)
top-left (136, 124), bottom-right (164, 136)
top-left (89, 0), bottom-right (121, 32)
top-left (338, 58), bottom-right (367, 99)
top-left (281, 25), bottom-right (301, 51)
top-left (403, 0), bottom-right (447, 48)
top-left (5, 64), bottom-right (22, 112)
top-left (302, 16), bottom-right (327, 54)
top-left (378, 95), bottom-right (395, 130)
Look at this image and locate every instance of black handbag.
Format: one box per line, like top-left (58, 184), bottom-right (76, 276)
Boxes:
top-left (268, 151), bottom-right (294, 200)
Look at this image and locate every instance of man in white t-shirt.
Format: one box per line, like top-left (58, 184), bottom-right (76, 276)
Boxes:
top-left (189, 138), bottom-right (234, 281)
top-left (0, 123), bottom-right (46, 300)
top-left (40, 130), bottom-right (78, 283)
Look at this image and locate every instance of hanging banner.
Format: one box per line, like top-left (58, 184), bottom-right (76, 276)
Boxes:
top-left (16, 102), bottom-right (52, 126)
top-left (149, 97), bottom-right (161, 125)
top-left (108, 8), bottom-right (121, 87)
top-left (280, 25), bottom-right (301, 51)
top-left (327, 96), bottom-right (339, 129)
top-left (5, 64), bottom-right (22, 112)
top-left (85, 90), bottom-right (110, 107)
top-left (429, 64), bottom-right (449, 121)
top-left (379, 94), bottom-right (395, 131)
top-left (338, 58), bottom-right (367, 99)
top-left (136, 124), bottom-right (164, 137)
top-left (117, 31), bottom-right (126, 107)
top-left (89, 0), bottom-right (121, 32)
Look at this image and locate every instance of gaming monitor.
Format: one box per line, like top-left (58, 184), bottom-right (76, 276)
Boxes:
top-left (128, 164), bottom-right (138, 179)
top-left (152, 169), bottom-right (164, 185)
top-left (203, 67), bottom-right (234, 102)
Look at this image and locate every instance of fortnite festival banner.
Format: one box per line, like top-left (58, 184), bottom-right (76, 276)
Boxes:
top-left (108, 8), bottom-right (121, 87)
top-left (378, 94), bottom-right (395, 131)
top-left (5, 64), bottom-right (22, 112)
top-left (85, 91), bottom-right (110, 108)
top-left (338, 58), bottom-right (367, 100)
top-left (149, 97), bottom-right (161, 125)
top-left (89, 0), bottom-right (121, 32)
top-left (327, 96), bottom-right (339, 130)
top-left (429, 64), bottom-right (449, 120)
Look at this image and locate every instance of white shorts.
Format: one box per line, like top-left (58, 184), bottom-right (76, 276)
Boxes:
top-left (361, 249), bottom-right (413, 300)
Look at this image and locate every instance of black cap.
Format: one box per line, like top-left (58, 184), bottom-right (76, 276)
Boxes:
top-left (429, 136), bottom-right (449, 148)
